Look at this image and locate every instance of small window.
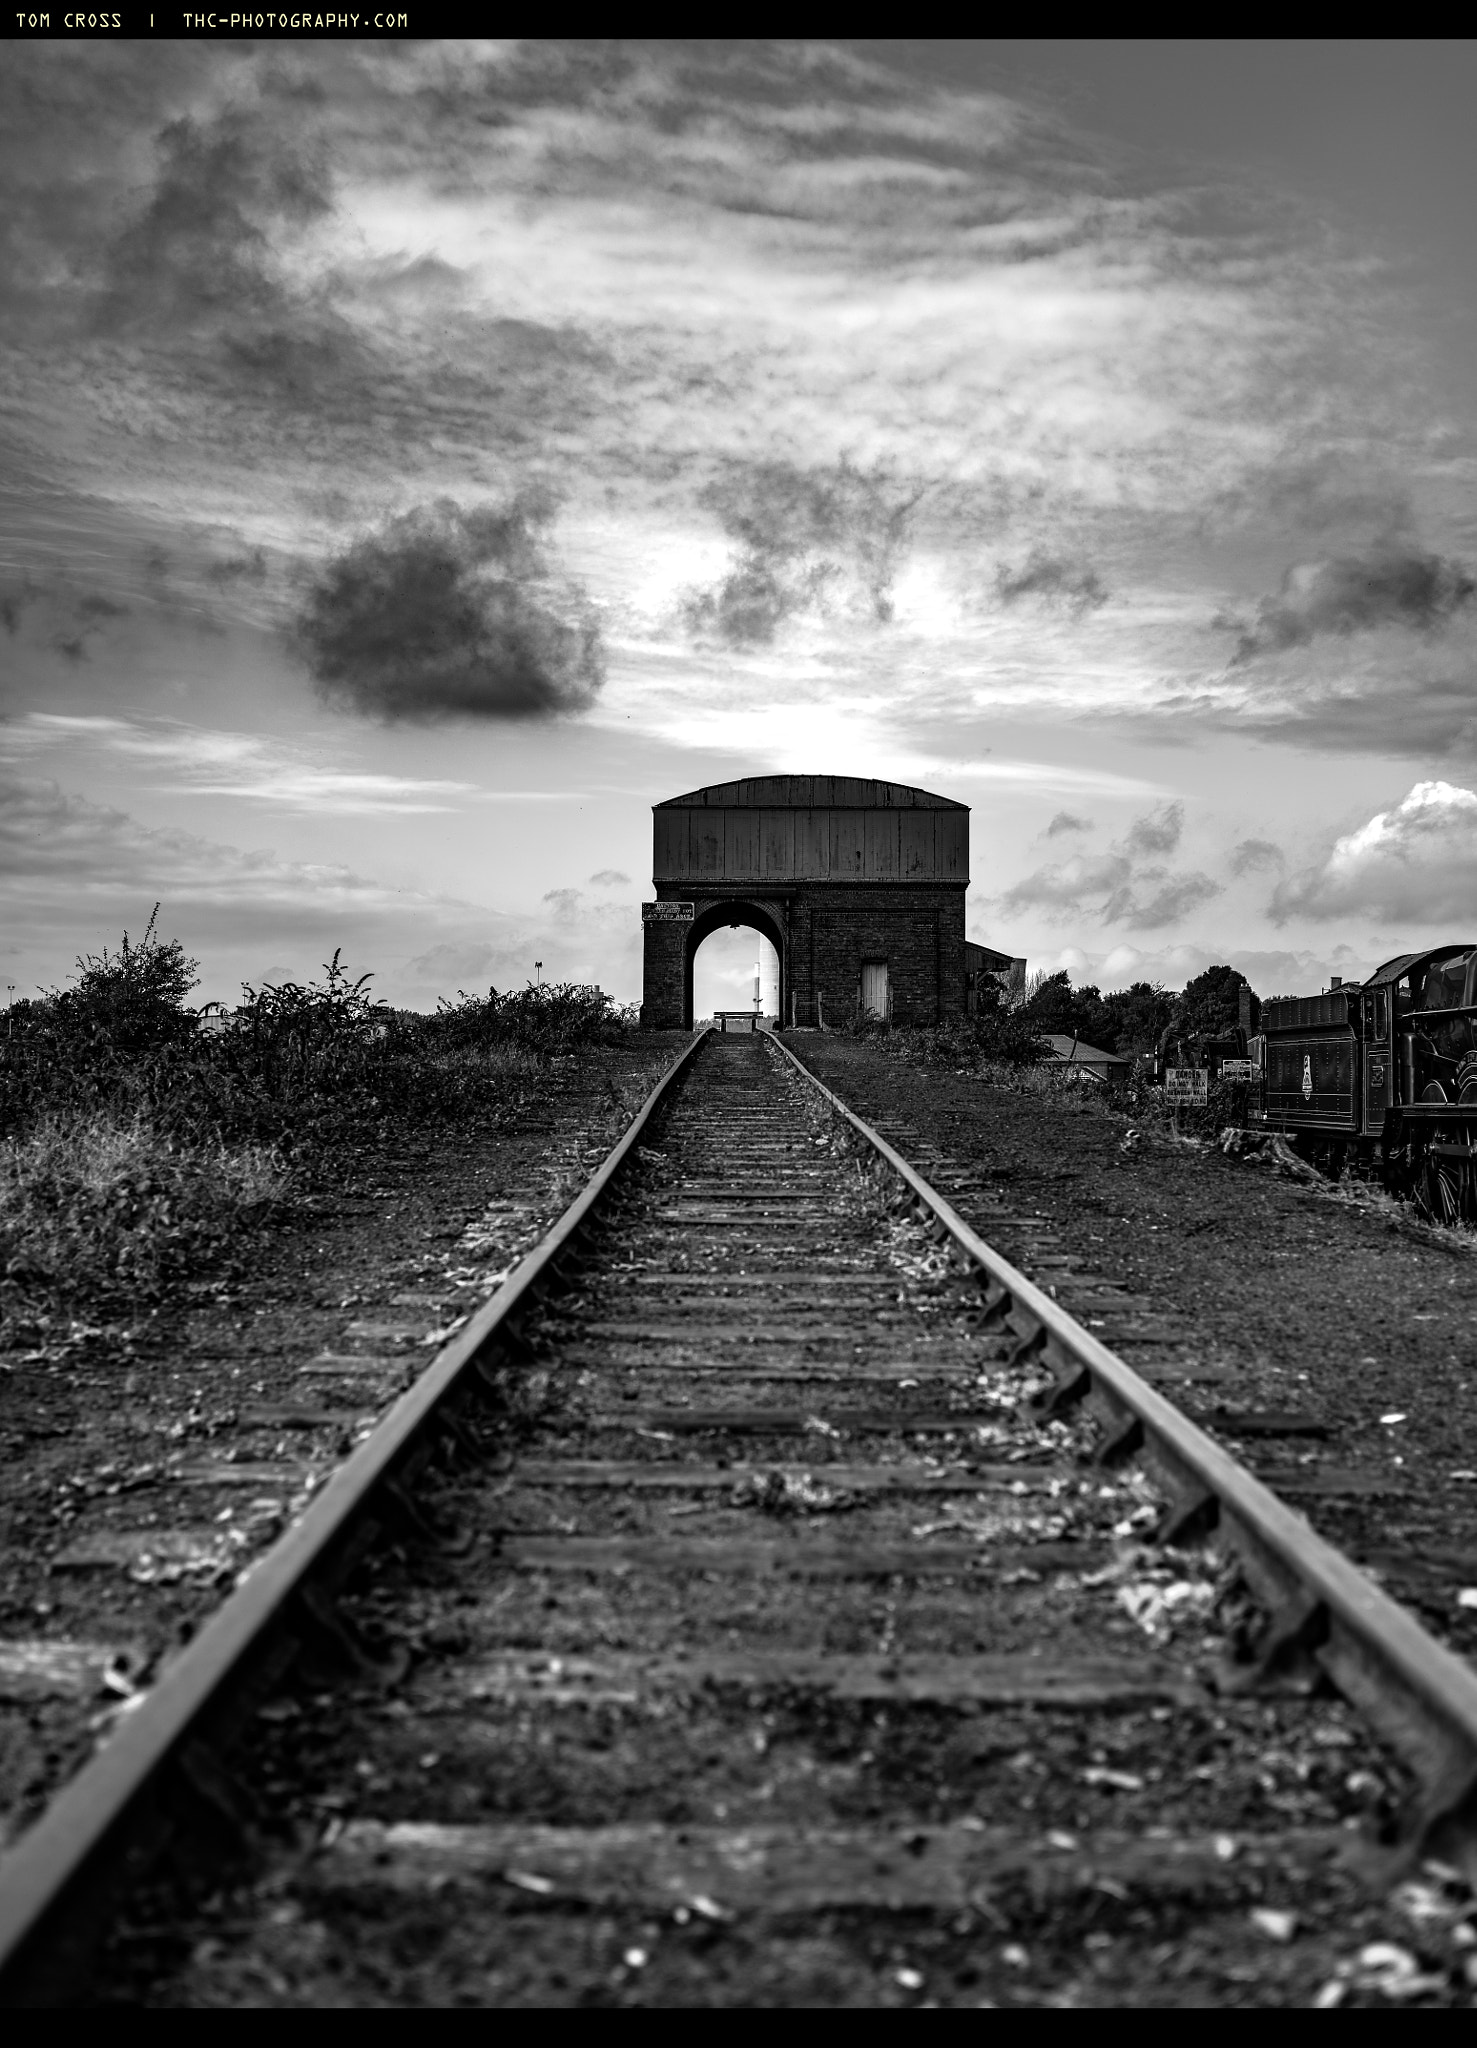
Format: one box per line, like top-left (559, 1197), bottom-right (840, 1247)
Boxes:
top-left (1420, 952), bottom-right (1474, 1012)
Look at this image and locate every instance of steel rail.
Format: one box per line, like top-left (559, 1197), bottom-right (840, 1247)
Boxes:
top-left (0, 1029), bottom-right (713, 2006)
top-left (771, 1031), bottom-right (1477, 1874)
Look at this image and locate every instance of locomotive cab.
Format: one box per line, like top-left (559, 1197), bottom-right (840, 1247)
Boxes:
top-left (1258, 943), bottom-right (1477, 1219)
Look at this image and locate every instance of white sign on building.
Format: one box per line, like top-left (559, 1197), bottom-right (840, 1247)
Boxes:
top-left (641, 901), bottom-right (695, 922)
top-left (1164, 1067), bottom-right (1209, 1105)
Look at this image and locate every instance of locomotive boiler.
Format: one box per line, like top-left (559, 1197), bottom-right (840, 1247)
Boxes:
top-left (1253, 943), bottom-right (1477, 1220)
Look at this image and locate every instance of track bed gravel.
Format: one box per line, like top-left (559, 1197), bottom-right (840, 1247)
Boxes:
top-left (79, 1036), bottom-right (1477, 2007)
top-left (0, 1038), bottom-right (684, 1855)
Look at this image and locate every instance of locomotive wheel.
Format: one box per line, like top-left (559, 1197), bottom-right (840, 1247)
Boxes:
top-left (1416, 1123), bottom-right (1475, 1225)
top-left (1419, 1143), bottom-right (1458, 1225)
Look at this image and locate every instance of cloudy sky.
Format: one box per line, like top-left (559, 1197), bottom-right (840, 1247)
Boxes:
top-left (4, 36), bottom-right (1477, 1011)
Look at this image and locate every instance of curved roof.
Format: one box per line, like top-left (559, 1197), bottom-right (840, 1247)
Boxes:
top-left (656, 775), bottom-right (965, 812)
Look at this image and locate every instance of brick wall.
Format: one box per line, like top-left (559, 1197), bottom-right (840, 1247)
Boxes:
top-left (789, 884), bottom-right (965, 1027)
top-left (640, 920), bottom-right (688, 1029)
top-left (641, 883), bottom-right (966, 1029)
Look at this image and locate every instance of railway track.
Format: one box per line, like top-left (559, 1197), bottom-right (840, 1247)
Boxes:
top-left (3, 1029), bottom-right (1477, 2006)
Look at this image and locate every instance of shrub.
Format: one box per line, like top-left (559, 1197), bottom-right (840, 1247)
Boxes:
top-left (0, 922), bottom-right (641, 1321)
top-left (430, 980), bottom-right (620, 1062)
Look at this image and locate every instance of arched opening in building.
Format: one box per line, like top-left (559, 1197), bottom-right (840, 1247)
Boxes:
top-left (683, 901), bottom-right (786, 1030)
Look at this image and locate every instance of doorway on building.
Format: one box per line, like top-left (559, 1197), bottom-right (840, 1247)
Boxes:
top-left (861, 959), bottom-right (890, 1021)
top-left (692, 926), bottom-right (781, 1026)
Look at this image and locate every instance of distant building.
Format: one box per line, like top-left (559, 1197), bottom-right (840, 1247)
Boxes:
top-left (642, 776), bottom-right (971, 1030)
top-left (1037, 1032), bottom-right (1130, 1090)
top-left (965, 940), bottom-right (1027, 1014)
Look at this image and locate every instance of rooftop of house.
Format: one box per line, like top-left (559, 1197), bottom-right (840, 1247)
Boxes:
top-left (1039, 1033), bottom-right (1128, 1066)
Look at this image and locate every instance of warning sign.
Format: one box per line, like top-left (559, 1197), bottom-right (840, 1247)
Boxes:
top-left (1218, 1060), bottom-right (1256, 1082)
top-left (1164, 1067), bottom-right (1209, 1105)
top-left (642, 901), bottom-right (694, 922)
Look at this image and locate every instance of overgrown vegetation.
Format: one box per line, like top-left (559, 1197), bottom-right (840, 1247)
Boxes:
top-left (844, 960), bottom-right (1267, 1138)
top-left (0, 1112), bottom-right (283, 1313)
top-left (0, 909), bottom-right (633, 1318)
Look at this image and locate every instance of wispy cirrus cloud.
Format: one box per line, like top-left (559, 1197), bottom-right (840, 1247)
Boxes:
top-left (1, 714), bottom-right (474, 814)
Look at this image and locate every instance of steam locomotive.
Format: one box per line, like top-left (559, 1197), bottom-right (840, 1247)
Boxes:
top-left (1251, 943), bottom-right (1477, 1220)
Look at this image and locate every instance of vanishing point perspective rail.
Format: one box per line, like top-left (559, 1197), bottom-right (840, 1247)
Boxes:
top-left (2, 1028), bottom-right (1476, 2004)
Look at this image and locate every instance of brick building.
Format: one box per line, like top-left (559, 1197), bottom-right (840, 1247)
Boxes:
top-left (640, 775), bottom-right (971, 1030)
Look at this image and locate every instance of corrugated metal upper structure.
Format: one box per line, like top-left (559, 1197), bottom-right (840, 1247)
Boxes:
top-left (653, 776), bottom-right (968, 886)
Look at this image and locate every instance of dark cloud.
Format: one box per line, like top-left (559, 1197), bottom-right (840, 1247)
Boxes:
top-left (1125, 802), bottom-right (1182, 857)
top-left (204, 546), bottom-right (268, 588)
top-left (542, 887), bottom-right (583, 921)
top-left (76, 593), bottom-right (128, 621)
top-left (1207, 452), bottom-right (1416, 545)
top-left (1045, 810), bottom-right (1091, 837)
top-left (1227, 545), bottom-right (1475, 665)
top-left (1000, 800), bottom-right (1219, 931)
top-left (293, 496), bottom-right (604, 724)
top-left (1103, 872), bottom-right (1221, 929)
top-left (0, 573), bottom-right (131, 660)
top-left (1002, 849), bottom-right (1131, 918)
top-left (0, 585), bottom-right (37, 635)
top-left (682, 458), bottom-right (922, 648)
top-left (588, 868), bottom-right (630, 886)
top-left (995, 551), bottom-right (1107, 616)
top-left (1230, 837), bottom-right (1283, 876)
top-left (81, 94), bottom-right (391, 429)
top-left (99, 103), bottom-right (332, 336)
